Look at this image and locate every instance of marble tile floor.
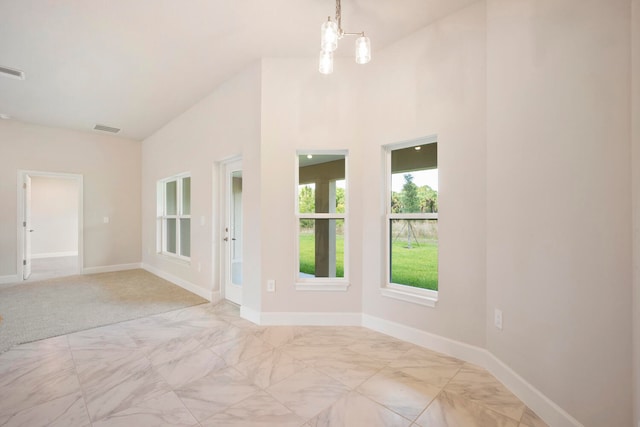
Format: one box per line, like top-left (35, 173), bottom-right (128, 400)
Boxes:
top-left (0, 301), bottom-right (549, 427)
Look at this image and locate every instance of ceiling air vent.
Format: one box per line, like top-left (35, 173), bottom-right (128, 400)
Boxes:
top-left (0, 65), bottom-right (25, 80)
top-left (93, 124), bottom-right (121, 134)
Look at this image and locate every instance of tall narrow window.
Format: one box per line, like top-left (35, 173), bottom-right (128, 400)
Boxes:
top-left (296, 152), bottom-right (348, 290)
top-left (158, 174), bottom-right (191, 260)
top-left (384, 138), bottom-right (438, 305)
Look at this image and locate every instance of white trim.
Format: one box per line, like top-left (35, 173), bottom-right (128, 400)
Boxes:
top-left (31, 251), bottom-right (78, 259)
top-left (240, 305), bottom-right (261, 324)
top-left (83, 263), bottom-right (141, 274)
top-left (295, 151), bottom-right (350, 284)
top-left (361, 314), bottom-right (584, 427)
top-left (383, 139), bottom-right (439, 298)
top-left (210, 291), bottom-right (222, 304)
top-left (380, 287), bottom-right (437, 307)
top-left (142, 263), bottom-right (213, 301)
top-left (486, 350), bottom-right (584, 427)
top-left (157, 253), bottom-right (191, 266)
top-left (296, 213), bottom-right (347, 220)
top-left (259, 311), bottom-right (361, 326)
top-left (157, 173), bottom-right (191, 260)
top-left (220, 157), bottom-right (243, 305)
top-left (0, 275), bottom-right (19, 285)
top-left (383, 134), bottom-right (438, 151)
top-left (17, 170), bottom-right (84, 281)
top-left (227, 306), bottom-right (583, 426)
top-left (389, 213), bottom-right (438, 220)
top-left (295, 282), bottom-right (350, 291)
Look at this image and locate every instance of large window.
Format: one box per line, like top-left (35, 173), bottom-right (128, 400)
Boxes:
top-left (385, 138), bottom-right (438, 305)
top-left (296, 152), bottom-right (348, 290)
top-left (158, 174), bottom-right (191, 260)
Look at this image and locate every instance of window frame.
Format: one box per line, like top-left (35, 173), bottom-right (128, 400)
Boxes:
top-left (383, 136), bottom-right (439, 307)
top-left (295, 150), bottom-right (350, 291)
top-left (157, 173), bottom-right (191, 262)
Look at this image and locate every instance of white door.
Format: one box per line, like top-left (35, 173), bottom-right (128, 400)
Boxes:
top-left (223, 160), bottom-right (243, 305)
top-left (23, 174), bottom-right (32, 280)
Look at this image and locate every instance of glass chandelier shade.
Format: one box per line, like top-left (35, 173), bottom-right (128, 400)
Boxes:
top-left (319, 50), bottom-right (334, 74)
top-left (355, 35), bottom-right (371, 64)
top-left (320, 20), bottom-right (339, 52)
top-left (318, 0), bottom-right (370, 74)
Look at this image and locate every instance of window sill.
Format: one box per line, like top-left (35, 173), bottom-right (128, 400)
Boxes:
top-left (295, 282), bottom-right (350, 291)
top-left (380, 287), bottom-right (438, 307)
top-left (158, 252), bottom-right (191, 266)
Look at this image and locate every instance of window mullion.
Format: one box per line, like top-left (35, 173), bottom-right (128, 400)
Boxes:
top-left (296, 153), bottom-right (347, 284)
top-left (385, 139), bottom-right (439, 298)
top-left (158, 174), bottom-right (191, 260)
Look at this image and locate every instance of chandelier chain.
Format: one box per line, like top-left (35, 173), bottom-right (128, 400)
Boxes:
top-left (319, 0), bottom-right (370, 74)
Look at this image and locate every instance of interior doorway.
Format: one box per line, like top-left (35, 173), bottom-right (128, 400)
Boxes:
top-left (221, 159), bottom-right (243, 305)
top-left (18, 171), bottom-right (83, 281)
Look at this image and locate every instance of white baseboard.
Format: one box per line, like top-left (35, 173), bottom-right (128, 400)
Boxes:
top-left (484, 349), bottom-right (584, 427)
top-left (361, 314), bottom-right (490, 366)
top-left (141, 263), bottom-right (214, 302)
top-left (32, 251), bottom-right (78, 259)
top-left (83, 263), bottom-right (141, 275)
top-left (361, 314), bottom-right (583, 427)
top-left (0, 274), bottom-right (19, 285)
top-left (240, 305), bottom-right (261, 324)
top-left (259, 311), bottom-right (362, 326)
top-left (210, 291), bottom-right (222, 304)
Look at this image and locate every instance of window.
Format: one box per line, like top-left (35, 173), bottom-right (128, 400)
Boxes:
top-left (158, 174), bottom-right (191, 260)
top-left (384, 138), bottom-right (438, 306)
top-left (296, 152), bottom-right (348, 290)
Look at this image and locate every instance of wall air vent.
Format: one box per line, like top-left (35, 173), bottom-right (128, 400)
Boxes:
top-left (93, 124), bottom-right (121, 134)
top-left (0, 65), bottom-right (25, 80)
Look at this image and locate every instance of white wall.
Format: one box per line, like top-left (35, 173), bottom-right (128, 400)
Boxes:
top-left (0, 120), bottom-right (141, 277)
top-left (359, 2), bottom-right (488, 347)
top-left (136, 1), bottom-right (636, 424)
top-left (258, 2), bottom-right (634, 423)
top-left (632, 0), bottom-right (640, 425)
top-left (141, 63), bottom-right (262, 308)
top-left (486, 0), bottom-right (632, 425)
top-left (259, 57), bottom-right (365, 314)
top-left (30, 176), bottom-right (78, 257)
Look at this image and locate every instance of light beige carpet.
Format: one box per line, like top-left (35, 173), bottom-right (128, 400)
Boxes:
top-left (0, 269), bottom-right (207, 353)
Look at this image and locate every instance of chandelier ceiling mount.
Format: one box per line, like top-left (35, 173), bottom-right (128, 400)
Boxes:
top-left (319, 0), bottom-right (371, 74)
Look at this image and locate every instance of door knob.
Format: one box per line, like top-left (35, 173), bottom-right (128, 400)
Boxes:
top-left (223, 237), bottom-right (228, 242)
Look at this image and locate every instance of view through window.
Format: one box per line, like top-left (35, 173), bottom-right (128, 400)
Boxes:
top-left (389, 142), bottom-right (438, 291)
top-left (297, 153), bottom-right (346, 279)
top-left (158, 174), bottom-right (191, 259)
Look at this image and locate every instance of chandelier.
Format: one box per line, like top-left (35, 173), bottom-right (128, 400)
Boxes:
top-left (319, 0), bottom-right (371, 74)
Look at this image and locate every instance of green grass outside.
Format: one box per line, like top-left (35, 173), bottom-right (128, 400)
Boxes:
top-left (299, 233), bottom-right (344, 277)
top-left (390, 240), bottom-right (438, 290)
top-left (299, 233), bottom-right (438, 290)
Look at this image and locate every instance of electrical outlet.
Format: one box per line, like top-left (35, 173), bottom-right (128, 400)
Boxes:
top-left (197, 262), bottom-right (202, 272)
top-left (494, 309), bottom-right (503, 330)
top-left (267, 279), bottom-right (275, 292)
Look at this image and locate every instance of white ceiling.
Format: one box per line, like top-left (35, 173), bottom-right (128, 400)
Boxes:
top-left (0, 0), bottom-right (477, 140)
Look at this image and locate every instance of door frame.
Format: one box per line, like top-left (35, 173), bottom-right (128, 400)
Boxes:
top-left (17, 170), bottom-right (84, 280)
top-left (219, 157), bottom-right (243, 305)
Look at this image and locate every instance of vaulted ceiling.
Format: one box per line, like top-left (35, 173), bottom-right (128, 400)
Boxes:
top-left (0, 0), bottom-right (477, 140)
